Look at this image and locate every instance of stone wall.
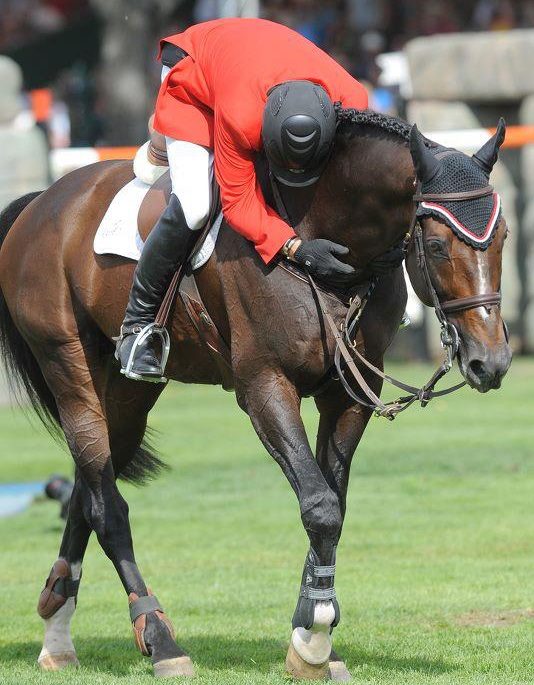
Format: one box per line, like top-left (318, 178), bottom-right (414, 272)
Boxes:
top-left (406, 30), bottom-right (534, 103)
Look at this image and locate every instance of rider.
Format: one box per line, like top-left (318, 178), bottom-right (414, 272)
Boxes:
top-left (115, 18), bottom-right (369, 382)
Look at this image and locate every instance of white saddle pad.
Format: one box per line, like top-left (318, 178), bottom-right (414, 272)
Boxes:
top-left (94, 178), bottom-right (222, 270)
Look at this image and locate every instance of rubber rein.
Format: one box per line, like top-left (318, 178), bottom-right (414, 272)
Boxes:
top-left (272, 177), bottom-right (501, 420)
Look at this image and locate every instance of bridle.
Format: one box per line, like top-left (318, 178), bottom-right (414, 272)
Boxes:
top-left (305, 181), bottom-right (503, 420)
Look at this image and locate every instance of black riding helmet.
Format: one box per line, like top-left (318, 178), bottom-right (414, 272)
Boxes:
top-left (262, 80), bottom-right (337, 188)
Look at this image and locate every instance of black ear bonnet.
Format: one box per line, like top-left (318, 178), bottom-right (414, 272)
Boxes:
top-left (410, 120), bottom-right (506, 250)
top-left (416, 151), bottom-right (501, 250)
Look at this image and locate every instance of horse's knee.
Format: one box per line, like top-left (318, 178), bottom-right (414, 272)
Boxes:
top-left (300, 488), bottom-right (342, 541)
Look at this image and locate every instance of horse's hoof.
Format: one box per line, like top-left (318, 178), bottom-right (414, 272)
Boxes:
top-left (329, 659), bottom-right (352, 681)
top-left (286, 642), bottom-right (330, 680)
top-left (153, 655), bottom-right (195, 678)
top-left (38, 651), bottom-right (79, 671)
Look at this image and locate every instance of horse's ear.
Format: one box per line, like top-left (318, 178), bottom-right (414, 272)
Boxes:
top-left (473, 118), bottom-right (506, 175)
top-left (409, 124), bottom-right (441, 184)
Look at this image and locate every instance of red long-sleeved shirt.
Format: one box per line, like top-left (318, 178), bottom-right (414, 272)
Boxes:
top-left (153, 18), bottom-right (368, 263)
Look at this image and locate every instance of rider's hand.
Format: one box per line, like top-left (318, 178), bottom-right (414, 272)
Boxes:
top-left (293, 239), bottom-right (357, 288)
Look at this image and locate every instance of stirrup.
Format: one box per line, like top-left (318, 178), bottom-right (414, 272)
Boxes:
top-left (120, 323), bottom-right (170, 384)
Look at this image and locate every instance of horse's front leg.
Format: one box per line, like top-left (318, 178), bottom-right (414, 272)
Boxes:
top-left (313, 382), bottom-right (379, 681)
top-left (236, 371), bottom-right (344, 680)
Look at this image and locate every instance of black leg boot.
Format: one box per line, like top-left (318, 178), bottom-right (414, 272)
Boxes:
top-left (115, 194), bottom-right (197, 381)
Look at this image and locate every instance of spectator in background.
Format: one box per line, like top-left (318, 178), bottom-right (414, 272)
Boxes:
top-left (419, 0), bottom-right (460, 35)
top-left (473, 0), bottom-right (517, 30)
top-left (0, 0), bottom-right (89, 51)
top-left (289, 0), bottom-right (339, 50)
top-left (346, 0), bottom-right (388, 33)
top-left (520, 1), bottom-right (534, 26)
top-left (193, 0), bottom-right (259, 22)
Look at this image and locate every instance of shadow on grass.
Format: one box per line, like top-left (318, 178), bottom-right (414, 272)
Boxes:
top-left (335, 641), bottom-right (456, 675)
top-left (0, 635), bottom-right (456, 677)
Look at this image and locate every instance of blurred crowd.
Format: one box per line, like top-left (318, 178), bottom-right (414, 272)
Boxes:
top-left (2, 1), bottom-right (534, 58)
top-left (2, 0), bottom-right (534, 145)
top-left (259, 0), bottom-right (534, 81)
top-left (0, 0), bottom-right (90, 51)
top-left (180, 0), bottom-right (534, 84)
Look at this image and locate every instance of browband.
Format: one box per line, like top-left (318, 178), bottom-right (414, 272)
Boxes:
top-left (413, 185), bottom-right (494, 203)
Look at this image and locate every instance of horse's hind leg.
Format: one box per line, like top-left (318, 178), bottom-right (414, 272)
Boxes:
top-left (37, 474), bottom-right (89, 670)
top-left (102, 371), bottom-right (196, 677)
top-left (34, 340), bottom-right (194, 677)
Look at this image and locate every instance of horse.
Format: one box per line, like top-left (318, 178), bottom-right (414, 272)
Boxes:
top-left (0, 109), bottom-right (512, 680)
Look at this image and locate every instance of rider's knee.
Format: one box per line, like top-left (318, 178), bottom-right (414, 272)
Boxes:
top-left (182, 201), bottom-right (210, 231)
top-left (165, 193), bottom-right (208, 231)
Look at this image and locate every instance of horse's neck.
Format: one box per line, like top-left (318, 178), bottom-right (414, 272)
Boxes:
top-left (298, 134), bottom-right (415, 266)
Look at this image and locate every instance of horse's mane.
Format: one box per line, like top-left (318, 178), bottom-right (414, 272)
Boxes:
top-left (334, 105), bottom-right (411, 145)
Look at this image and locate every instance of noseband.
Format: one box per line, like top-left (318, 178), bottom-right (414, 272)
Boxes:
top-left (307, 182), bottom-right (502, 420)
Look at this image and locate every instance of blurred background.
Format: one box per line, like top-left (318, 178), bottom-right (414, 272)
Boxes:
top-left (1, 0), bottom-right (534, 368)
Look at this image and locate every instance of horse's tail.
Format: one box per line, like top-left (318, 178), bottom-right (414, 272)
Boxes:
top-left (0, 192), bottom-right (63, 439)
top-left (0, 192), bottom-right (166, 484)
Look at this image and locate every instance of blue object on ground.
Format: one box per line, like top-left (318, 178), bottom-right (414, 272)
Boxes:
top-left (0, 482), bottom-right (43, 517)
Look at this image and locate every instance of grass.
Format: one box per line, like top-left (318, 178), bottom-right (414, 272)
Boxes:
top-left (0, 358), bottom-right (533, 684)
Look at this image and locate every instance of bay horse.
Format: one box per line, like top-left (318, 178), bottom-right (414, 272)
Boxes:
top-left (0, 110), bottom-right (511, 680)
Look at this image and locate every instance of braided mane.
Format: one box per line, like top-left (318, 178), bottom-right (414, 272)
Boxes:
top-left (334, 105), bottom-right (412, 144)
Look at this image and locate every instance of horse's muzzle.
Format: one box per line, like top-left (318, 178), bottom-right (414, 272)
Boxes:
top-left (459, 339), bottom-right (512, 393)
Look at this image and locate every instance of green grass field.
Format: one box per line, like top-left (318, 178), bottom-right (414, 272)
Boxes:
top-left (0, 359), bottom-right (532, 684)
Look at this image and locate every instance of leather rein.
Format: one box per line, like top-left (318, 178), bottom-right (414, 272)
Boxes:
top-left (272, 177), bottom-right (501, 420)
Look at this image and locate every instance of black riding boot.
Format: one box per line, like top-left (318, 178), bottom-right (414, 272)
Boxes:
top-left (115, 194), bottom-right (196, 381)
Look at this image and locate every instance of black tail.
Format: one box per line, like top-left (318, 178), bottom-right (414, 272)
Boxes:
top-left (0, 193), bottom-right (166, 484)
top-left (0, 192), bottom-right (62, 438)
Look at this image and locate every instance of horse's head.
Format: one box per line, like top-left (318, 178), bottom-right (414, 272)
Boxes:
top-left (406, 121), bottom-right (512, 392)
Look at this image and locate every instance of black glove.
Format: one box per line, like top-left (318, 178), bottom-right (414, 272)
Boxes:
top-left (294, 239), bottom-right (356, 288)
top-left (367, 243), bottom-right (405, 275)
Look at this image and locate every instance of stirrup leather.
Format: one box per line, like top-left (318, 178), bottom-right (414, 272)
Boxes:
top-left (119, 323), bottom-right (171, 383)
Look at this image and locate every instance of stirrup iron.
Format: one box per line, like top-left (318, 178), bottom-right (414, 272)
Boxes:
top-left (120, 323), bottom-right (170, 383)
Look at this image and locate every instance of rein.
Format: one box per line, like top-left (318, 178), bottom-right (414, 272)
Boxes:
top-left (271, 176), bottom-right (501, 420)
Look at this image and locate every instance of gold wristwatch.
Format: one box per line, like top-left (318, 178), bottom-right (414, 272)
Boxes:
top-left (281, 237), bottom-right (301, 261)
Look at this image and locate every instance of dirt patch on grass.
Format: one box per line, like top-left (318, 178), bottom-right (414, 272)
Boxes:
top-left (456, 608), bottom-right (534, 628)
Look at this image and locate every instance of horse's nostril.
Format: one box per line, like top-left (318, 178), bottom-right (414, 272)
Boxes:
top-left (468, 359), bottom-right (486, 380)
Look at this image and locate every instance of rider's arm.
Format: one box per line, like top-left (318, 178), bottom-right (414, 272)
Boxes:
top-left (214, 108), bottom-right (296, 264)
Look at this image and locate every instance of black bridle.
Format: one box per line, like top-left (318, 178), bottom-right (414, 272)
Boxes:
top-left (305, 181), bottom-right (502, 419)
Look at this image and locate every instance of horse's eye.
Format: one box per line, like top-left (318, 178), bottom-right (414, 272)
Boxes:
top-left (426, 239), bottom-right (448, 258)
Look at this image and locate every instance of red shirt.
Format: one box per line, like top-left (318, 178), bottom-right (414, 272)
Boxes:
top-left (154, 19), bottom-right (368, 263)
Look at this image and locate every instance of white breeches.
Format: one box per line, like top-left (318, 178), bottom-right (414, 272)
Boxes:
top-left (165, 138), bottom-right (214, 230)
top-left (160, 65), bottom-right (213, 231)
